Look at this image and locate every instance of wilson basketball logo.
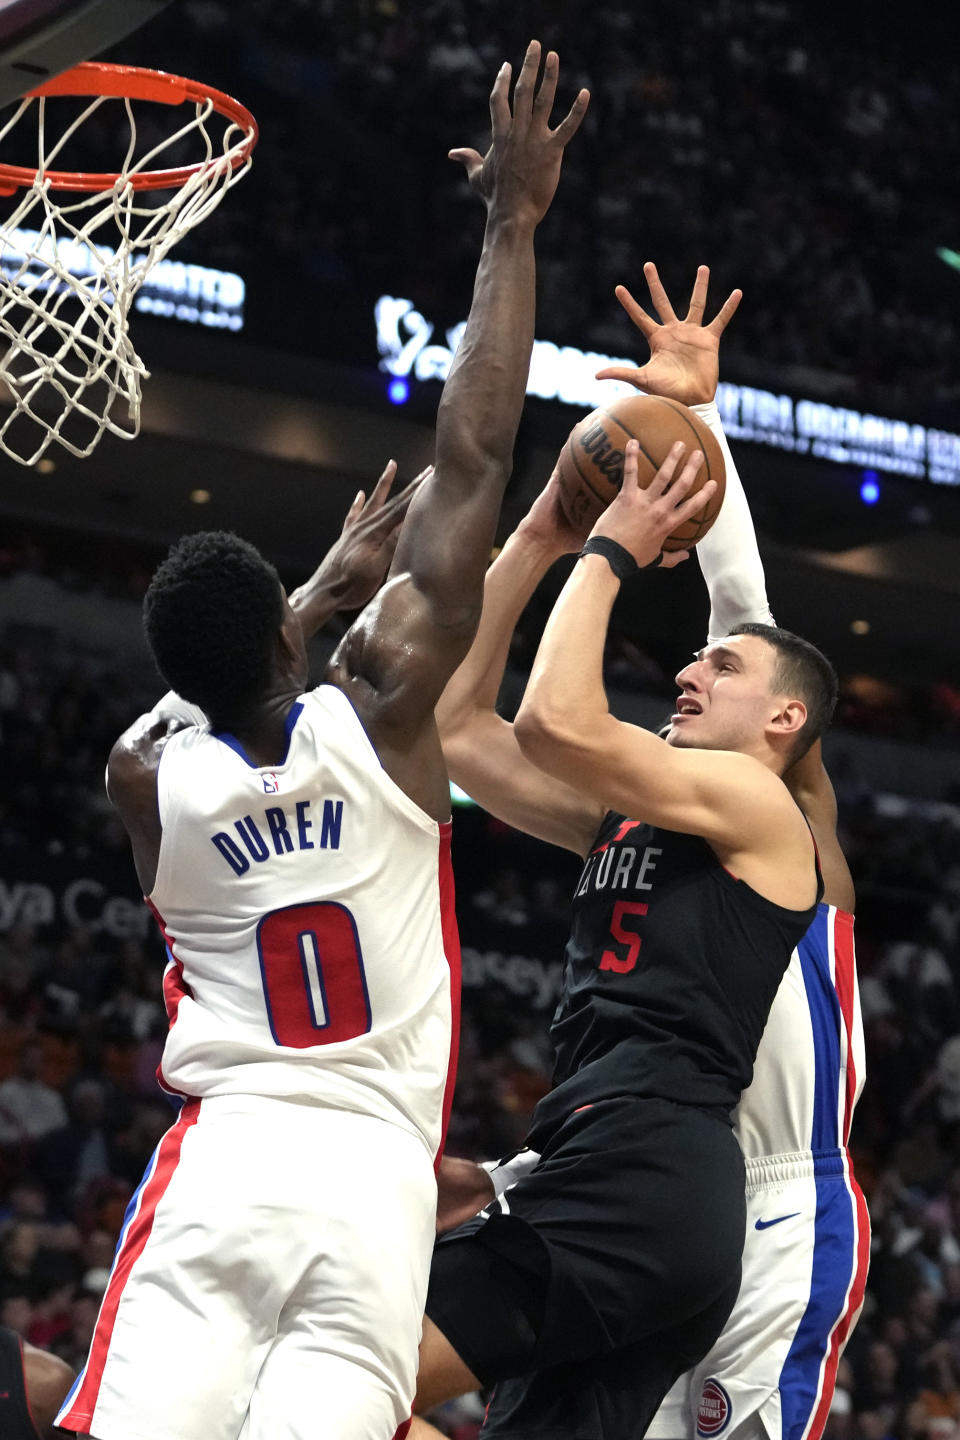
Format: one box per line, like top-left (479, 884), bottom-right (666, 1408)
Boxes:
top-left (697, 1378), bottom-right (732, 1437)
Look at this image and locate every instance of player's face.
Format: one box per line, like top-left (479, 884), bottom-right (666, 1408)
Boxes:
top-left (666, 634), bottom-right (781, 753)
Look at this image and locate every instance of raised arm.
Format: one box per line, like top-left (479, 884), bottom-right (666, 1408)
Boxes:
top-left (514, 440), bottom-right (816, 911)
top-left (435, 468), bottom-right (604, 855)
top-left (327, 45), bottom-right (589, 793)
top-left (596, 262), bottom-right (771, 637)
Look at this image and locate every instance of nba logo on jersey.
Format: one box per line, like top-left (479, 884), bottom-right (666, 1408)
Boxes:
top-left (697, 1378), bottom-right (732, 1436)
top-left (262, 772), bottom-right (280, 794)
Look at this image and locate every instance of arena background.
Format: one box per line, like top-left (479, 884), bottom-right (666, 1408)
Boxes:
top-left (0, 3), bottom-right (959, 1436)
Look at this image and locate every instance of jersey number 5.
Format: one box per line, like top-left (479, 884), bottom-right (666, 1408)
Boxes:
top-left (599, 901), bottom-right (648, 974)
top-left (257, 901), bottom-right (371, 1048)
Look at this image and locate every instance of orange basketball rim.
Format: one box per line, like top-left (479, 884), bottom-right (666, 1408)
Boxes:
top-left (0, 61), bottom-right (259, 194)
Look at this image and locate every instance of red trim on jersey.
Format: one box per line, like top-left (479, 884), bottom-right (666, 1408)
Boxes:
top-left (392, 1421), bottom-right (412, 1440)
top-left (832, 910), bottom-right (858, 1145)
top-left (146, 898), bottom-right (194, 1094)
top-left (591, 819), bottom-right (642, 855)
top-left (806, 1168), bottom-right (870, 1440)
top-left (434, 820), bottom-right (461, 1172)
top-left (58, 1099), bottom-right (202, 1433)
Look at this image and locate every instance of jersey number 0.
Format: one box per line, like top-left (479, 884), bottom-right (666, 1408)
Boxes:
top-left (257, 901), bottom-right (372, 1048)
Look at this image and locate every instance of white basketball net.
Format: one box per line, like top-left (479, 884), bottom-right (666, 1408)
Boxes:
top-left (0, 85), bottom-right (254, 465)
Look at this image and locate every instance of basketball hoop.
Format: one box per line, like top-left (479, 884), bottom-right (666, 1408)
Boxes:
top-left (0, 62), bottom-right (258, 465)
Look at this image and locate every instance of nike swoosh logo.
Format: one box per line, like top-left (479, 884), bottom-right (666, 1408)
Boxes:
top-left (755, 1212), bottom-right (800, 1230)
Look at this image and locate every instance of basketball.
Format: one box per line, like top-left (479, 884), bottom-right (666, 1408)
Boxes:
top-left (556, 393), bottom-right (726, 550)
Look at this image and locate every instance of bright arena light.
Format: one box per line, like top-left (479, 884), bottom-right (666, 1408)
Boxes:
top-left (860, 472), bottom-right (880, 505)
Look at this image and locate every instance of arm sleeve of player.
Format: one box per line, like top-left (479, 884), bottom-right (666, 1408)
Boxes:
top-left (690, 399), bottom-right (776, 641)
top-left (481, 1148), bottom-right (541, 1197)
top-left (103, 692), bottom-right (208, 798)
top-left (146, 691), bottom-right (209, 728)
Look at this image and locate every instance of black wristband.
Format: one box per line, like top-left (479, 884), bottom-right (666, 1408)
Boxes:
top-left (579, 536), bottom-right (663, 580)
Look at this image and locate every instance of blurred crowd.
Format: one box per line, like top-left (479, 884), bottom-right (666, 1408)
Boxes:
top-left (1, 610), bottom-right (960, 1437)
top-left (94, 0), bottom-right (960, 409)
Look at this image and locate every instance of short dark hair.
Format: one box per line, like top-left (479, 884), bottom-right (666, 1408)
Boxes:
top-left (730, 622), bottom-right (838, 760)
top-left (143, 532), bottom-right (284, 725)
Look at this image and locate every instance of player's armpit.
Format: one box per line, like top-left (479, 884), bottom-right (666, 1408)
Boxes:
top-left (329, 574), bottom-right (479, 723)
top-left (516, 712), bottom-right (816, 909)
top-left (443, 711), bottom-right (603, 856)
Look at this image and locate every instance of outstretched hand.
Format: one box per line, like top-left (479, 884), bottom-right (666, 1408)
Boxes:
top-left (596, 263), bottom-right (742, 407)
top-left (327, 461), bottom-right (431, 610)
top-left (449, 40), bottom-right (590, 229)
top-left (589, 439), bottom-right (716, 569)
top-left (290, 461), bottom-right (431, 636)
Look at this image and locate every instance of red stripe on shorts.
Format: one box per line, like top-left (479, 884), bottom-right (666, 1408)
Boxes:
top-left (434, 820), bottom-right (462, 1171)
top-left (805, 1166), bottom-right (871, 1440)
top-left (58, 1098), bottom-right (201, 1432)
top-left (832, 909), bottom-right (858, 1144)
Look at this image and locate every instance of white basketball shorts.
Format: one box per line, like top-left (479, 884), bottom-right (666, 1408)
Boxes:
top-left (56, 1094), bottom-right (437, 1440)
top-left (646, 1149), bottom-right (869, 1440)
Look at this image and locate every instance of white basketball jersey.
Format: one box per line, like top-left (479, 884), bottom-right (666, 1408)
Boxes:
top-left (147, 685), bottom-right (459, 1157)
top-left (734, 904), bottom-right (865, 1159)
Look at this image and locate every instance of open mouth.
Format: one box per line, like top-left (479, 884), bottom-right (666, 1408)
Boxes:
top-left (673, 695), bottom-right (703, 719)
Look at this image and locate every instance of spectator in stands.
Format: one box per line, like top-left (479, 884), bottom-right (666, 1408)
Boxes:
top-left (0, 1043), bottom-right (67, 1147)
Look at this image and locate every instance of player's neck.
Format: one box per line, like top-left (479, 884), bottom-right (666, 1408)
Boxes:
top-left (216, 686), bottom-right (303, 767)
top-left (727, 735), bottom-right (786, 777)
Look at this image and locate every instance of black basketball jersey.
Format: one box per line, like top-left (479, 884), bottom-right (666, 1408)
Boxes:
top-left (0, 1327), bottom-right (42, 1440)
top-left (528, 811), bottom-right (822, 1145)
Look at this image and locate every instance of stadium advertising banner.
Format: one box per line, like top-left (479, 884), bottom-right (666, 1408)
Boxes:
top-left (0, 854), bottom-right (149, 941)
top-left (0, 226), bottom-right (246, 331)
top-left (375, 294), bottom-right (960, 488)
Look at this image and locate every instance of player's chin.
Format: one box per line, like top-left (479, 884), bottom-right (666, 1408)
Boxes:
top-left (666, 715), bottom-right (718, 749)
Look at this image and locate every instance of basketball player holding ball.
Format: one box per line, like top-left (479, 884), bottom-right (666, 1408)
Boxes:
top-left (417, 264), bottom-right (867, 1440)
top-left (56, 42), bottom-right (589, 1440)
top-left (615, 268), bottom-right (870, 1440)
top-left (409, 268), bottom-right (831, 1438)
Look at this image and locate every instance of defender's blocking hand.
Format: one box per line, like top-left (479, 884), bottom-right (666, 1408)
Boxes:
top-left (449, 40), bottom-right (590, 229)
top-left (596, 263), bottom-right (742, 407)
top-left (292, 462), bottom-right (430, 624)
top-left (329, 462), bottom-right (431, 610)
